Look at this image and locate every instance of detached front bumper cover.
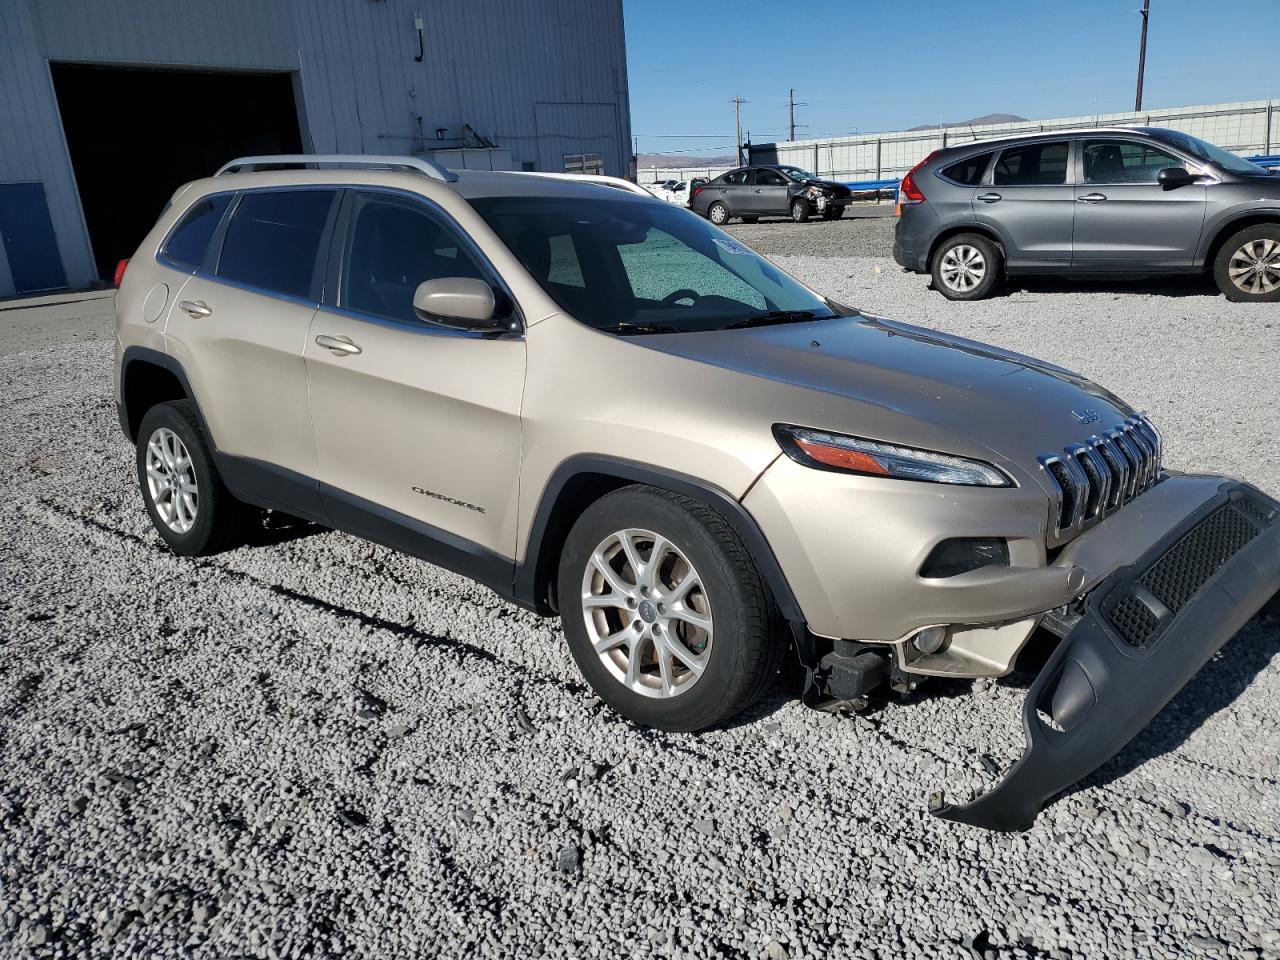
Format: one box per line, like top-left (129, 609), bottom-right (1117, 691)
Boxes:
top-left (931, 480), bottom-right (1280, 831)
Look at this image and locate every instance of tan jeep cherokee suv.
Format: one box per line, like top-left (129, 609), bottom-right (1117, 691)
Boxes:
top-left (115, 155), bottom-right (1280, 829)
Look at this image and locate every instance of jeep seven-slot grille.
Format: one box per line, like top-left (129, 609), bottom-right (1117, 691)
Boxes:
top-left (1039, 415), bottom-right (1162, 541)
top-left (1105, 495), bottom-right (1274, 647)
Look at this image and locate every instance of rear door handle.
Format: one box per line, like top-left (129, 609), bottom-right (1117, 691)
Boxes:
top-left (976, 193), bottom-right (1002, 203)
top-left (1077, 193), bottom-right (1108, 203)
top-left (178, 299), bottom-right (212, 318)
top-left (315, 334), bottom-right (362, 356)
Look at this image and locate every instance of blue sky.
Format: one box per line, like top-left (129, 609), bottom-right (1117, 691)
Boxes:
top-left (623, 0), bottom-right (1275, 158)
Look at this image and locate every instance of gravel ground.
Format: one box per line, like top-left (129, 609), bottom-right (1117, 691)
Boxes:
top-left (2, 232), bottom-right (1279, 960)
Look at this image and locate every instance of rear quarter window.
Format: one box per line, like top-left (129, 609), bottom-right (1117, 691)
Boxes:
top-left (216, 190), bottom-right (336, 300)
top-left (162, 195), bottom-right (231, 268)
top-left (939, 152), bottom-right (993, 186)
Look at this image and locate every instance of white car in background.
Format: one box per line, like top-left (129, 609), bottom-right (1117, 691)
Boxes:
top-left (659, 179), bottom-right (709, 206)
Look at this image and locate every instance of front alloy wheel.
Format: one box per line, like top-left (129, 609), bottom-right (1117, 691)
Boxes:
top-left (1227, 238), bottom-right (1280, 297)
top-left (557, 485), bottom-right (783, 731)
top-left (581, 528), bottom-right (713, 699)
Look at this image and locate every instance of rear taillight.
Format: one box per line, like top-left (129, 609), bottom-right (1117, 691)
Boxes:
top-left (691, 186), bottom-right (703, 200)
top-left (113, 259), bottom-right (130, 287)
top-left (896, 151), bottom-right (938, 215)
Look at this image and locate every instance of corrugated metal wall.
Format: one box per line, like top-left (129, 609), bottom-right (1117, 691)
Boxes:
top-left (0, 0), bottom-right (631, 298)
top-left (750, 99), bottom-right (1276, 182)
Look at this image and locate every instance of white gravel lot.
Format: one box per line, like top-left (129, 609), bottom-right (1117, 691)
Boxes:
top-left (2, 233), bottom-right (1279, 959)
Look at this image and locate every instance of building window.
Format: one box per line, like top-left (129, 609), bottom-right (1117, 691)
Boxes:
top-left (563, 153), bottom-right (604, 175)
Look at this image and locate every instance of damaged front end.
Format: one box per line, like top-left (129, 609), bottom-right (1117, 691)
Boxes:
top-left (931, 480), bottom-right (1280, 831)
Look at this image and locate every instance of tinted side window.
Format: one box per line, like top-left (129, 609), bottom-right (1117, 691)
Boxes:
top-left (722, 169), bottom-right (749, 185)
top-left (1082, 140), bottom-right (1183, 184)
top-left (940, 152), bottom-right (993, 186)
top-left (164, 195), bottom-right (231, 268)
top-left (342, 194), bottom-right (489, 325)
top-left (217, 190), bottom-right (336, 299)
top-left (993, 142), bottom-right (1069, 186)
top-left (756, 169), bottom-right (788, 186)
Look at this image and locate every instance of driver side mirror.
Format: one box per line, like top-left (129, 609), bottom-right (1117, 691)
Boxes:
top-left (1157, 166), bottom-right (1198, 189)
top-left (412, 278), bottom-right (508, 333)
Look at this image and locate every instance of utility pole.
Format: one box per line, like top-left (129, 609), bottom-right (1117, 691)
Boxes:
top-left (731, 94), bottom-right (748, 165)
top-left (788, 88), bottom-right (808, 142)
top-left (1134, 0), bottom-right (1150, 111)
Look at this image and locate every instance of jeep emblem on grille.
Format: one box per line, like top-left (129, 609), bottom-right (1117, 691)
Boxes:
top-left (1071, 408), bottom-right (1102, 424)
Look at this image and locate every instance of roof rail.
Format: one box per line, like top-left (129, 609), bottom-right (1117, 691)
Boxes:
top-left (503, 171), bottom-right (655, 197)
top-left (215, 154), bottom-right (458, 183)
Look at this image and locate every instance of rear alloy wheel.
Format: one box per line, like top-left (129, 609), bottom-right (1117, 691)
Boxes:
top-left (558, 486), bottom-right (782, 732)
top-left (707, 202), bottom-right (730, 225)
top-left (791, 198), bottom-right (811, 223)
top-left (1214, 225), bottom-right (1280, 302)
top-left (931, 233), bottom-right (1002, 301)
top-left (136, 400), bottom-right (252, 555)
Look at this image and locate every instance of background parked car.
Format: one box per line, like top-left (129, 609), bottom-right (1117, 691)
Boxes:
top-left (663, 178), bottom-right (708, 206)
top-left (691, 165), bottom-right (853, 224)
top-left (892, 126), bottom-right (1280, 302)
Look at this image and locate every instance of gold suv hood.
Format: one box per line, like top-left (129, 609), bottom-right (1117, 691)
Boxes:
top-left (634, 313), bottom-right (1137, 468)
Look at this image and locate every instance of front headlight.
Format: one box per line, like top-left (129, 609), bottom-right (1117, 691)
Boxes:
top-left (773, 424), bottom-right (1012, 487)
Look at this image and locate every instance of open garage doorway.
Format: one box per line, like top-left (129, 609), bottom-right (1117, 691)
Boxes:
top-left (50, 63), bottom-right (303, 284)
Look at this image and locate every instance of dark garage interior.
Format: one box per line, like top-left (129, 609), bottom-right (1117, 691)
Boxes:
top-left (50, 64), bottom-right (303, 284)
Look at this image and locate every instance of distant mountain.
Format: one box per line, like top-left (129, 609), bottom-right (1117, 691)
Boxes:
top-left (908, 113), bottom-right (1027, 131)
top-left (637, 152), bottom-right (735, 169)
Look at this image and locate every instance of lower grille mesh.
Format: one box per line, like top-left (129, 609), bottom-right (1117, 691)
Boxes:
top-left (1106, 496), bottom-right (1272, 648)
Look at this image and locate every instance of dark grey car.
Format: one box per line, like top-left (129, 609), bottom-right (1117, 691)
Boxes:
top-left (892, 127), bottom-right (1280, 302)
top-left (691, 165), bottom-right (853, 224)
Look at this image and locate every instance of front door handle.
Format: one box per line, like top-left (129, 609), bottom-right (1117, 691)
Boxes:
top-left (178, 299), bottom-right (212, 318)
top-left (315, 334), bottom-right (362, 356)
top-left (1077, 193), bottom-right (1108, 204)
top-left (977, 193), bottom-right (1002, 203)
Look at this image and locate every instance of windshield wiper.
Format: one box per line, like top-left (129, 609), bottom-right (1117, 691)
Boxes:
top-left (721, 310), bottom-right (831, 330)
top-left (596, 322), bottom-right (682, 336)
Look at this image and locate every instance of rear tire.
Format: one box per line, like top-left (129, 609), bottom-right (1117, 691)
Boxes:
top-left (1213, 224), bottom-right (1280, 302)
top-left (930, 233), bottom-right (1002, 301)
top-left (557, 485), bottom-right (783, 732)
top-left (790, 198), bottom-right (810, 223)
top-left (135, 401), bottom-right (252, 556)
top-left (707, 202), bottom-right (730, 225)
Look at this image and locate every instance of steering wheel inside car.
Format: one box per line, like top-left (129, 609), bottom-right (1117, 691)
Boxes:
top-left (661, 289), bottom-right (702, 306)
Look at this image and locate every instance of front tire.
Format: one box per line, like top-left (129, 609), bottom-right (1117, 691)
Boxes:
top-left (557, 486), bottom-right (782, 732)
top-left (1213, 224), bottom-right (1280, 302)
top-left (136, 401), bottom-right (250, 556)
top-left (707, 202), bottom-right (730, 225)
top-left (790, 198), bottom-right (810, 223)
top-left (930, 233), bottom-right (1002, 301)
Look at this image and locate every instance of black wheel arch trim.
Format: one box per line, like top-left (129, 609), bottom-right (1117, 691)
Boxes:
top-left (1197, 207), bottom-right (1280, 265)
top-left (119, 346), bottom-right (212, 443)
top-left (514, 455), bottom-right (805, 624)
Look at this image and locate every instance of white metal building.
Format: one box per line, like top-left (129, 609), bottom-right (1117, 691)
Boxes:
top-left (0, 0), bottom-right (631, 299)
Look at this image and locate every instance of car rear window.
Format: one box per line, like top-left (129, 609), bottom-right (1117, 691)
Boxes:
top-left (993, 142), bottom-right (1070, 186)
top-left (216, 190), bottom-right (336, 300)
top-left (163, 195), bottom-right (231, 269)
top-left (939, 152), bottom-right (993, 186)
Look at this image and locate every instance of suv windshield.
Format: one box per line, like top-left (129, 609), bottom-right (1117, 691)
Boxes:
top-left (780, 167), bottom-right (820, 183)
top-left (470, 195), bottom-right (841, 334)
top-left (1153, 131), bottom-right (1268, 175)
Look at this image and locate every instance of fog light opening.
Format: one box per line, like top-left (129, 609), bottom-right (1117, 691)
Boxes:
top-left (912, 625), bottom-right (948, 655)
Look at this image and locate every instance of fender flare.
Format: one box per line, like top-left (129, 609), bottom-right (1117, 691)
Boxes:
top-left (118, 346), bottom-right (210, 442)
top-left (514, 455), bottom-right (804, 624)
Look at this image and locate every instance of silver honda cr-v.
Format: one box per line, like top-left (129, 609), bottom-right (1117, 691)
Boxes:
top-left (114, 154), bottom-right (1280, 829)
top-left (893, 126), bottom-right (1280, 302)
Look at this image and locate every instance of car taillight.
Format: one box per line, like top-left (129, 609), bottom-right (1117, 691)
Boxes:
top-left (896, 151), bottom-right (938, 215)
top-left (113, 258), bottom-right (130, 287)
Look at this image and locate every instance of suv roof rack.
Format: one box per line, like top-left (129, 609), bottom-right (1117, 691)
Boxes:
top-left (215, 154), bottom-right (458, 183)
top-left (503, 171), bottom-right (654, 197)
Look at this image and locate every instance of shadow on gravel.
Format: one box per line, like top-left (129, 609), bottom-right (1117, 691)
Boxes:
top-left (244, 512), bottom-right (325, 548)
top-left (979, 273), bottom-right (1221, 299)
